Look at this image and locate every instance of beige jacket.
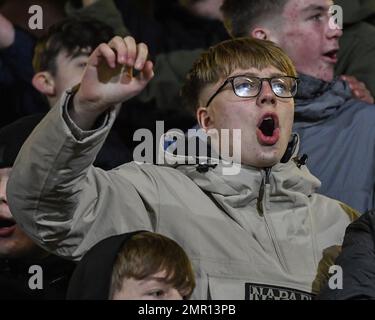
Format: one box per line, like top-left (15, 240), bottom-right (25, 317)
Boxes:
top-left (7, 92), bottom-right (357, 299)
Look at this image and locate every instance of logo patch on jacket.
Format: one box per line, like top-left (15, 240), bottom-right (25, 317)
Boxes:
top-left (245, 283), bottom-right (314, 300)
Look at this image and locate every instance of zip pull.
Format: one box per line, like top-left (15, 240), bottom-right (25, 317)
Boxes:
top-left (293, 154), bottom-right (308, 169)
top-left (264, 167), bottom-right (271, 185)
top-left (256, 178), bottom-right (265, 216)
top-left (257, 168), bottom-right (272, 216)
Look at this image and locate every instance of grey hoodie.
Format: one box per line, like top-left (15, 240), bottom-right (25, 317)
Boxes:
top-left (7, 90), bottom-right (357, 299)
top-left (294, 74), bottom-right (375, 213)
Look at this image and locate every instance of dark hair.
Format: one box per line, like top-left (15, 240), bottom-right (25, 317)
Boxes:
top-left (33, 16), bottom-right (114, 75)
top-left (180, 37), bottom-right (297, 114)
top-left (221, 0), bottom-right (288, 37)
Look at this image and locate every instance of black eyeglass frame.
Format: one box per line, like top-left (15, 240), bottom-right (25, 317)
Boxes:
top-left (205, 75), bottom-right (299, 108)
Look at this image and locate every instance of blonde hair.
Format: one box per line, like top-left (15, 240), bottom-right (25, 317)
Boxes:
top-left (110, 232), bottom-right (195, 299)
top-left (181, 37), bottom-right (297, 113)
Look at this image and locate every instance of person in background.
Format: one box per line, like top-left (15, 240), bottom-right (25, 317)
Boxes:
top-left (67, 231), bottom-right (195, 300)
top-left (31, 16), bottom-right (133, 169)
top-left (221, 0), bottom-right (375, 213)
top-left (0, 0), bottom-right (126, 129)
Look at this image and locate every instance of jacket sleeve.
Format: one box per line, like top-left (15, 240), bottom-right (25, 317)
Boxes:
top-left (7, 92), bottom-right (159, 261)
top-left (317, 211), bottom-right (375, 299)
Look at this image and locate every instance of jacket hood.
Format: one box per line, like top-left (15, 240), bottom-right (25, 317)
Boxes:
top-left (176, 156), bottom-right (320, 201)
top-left (160, 128), bottom-right (301, 167)
top-left (159, 131), bottom-right (320, 212)
top-left (174, 157), bottom-right (321, 231)
top-left (294, 74), bottom-right (352, 122)
top-left (66, 231), bottom-right (144, 300)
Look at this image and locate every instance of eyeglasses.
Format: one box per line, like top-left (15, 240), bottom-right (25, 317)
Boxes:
top-left (205, 75), bottom-right (299, 107)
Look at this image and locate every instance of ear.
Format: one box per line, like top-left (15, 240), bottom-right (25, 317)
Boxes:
top-left (196, 107), bottom-right (213, 130)
top-left (251, 27), bottom-right (270, 40)
top-left (32, 72), bottom-right (56, 96)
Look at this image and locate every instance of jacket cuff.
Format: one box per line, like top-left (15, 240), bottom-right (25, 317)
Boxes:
top-left (61, 87), bottom-right (116, 141)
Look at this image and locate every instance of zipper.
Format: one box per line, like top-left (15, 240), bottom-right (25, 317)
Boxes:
top-left (257, 167), bottom-right (289, 272)
top-left (256, 168), bottom-right (271, 216)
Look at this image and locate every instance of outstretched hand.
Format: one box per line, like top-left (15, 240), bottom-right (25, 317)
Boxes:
top-left (72, 36), bottom-right (154, 129)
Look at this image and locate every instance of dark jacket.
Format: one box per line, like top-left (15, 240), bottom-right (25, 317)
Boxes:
top-left (318, 210), bottom-right (375, 299)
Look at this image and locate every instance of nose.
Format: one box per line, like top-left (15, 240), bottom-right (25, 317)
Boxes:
top-left (325, 17), bottom-right (343, 39)
top-left (256, 80), bottom-right (276, 107)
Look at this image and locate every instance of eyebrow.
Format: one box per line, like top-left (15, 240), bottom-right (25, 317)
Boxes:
top-left (68, 52), bottom-right (90, 62)
top-left (301, 5), bottom-right (328, 13)
top-left (71, 52), bottom-right (90, 59)
top-left (231, 72), bottom-right (287, 78)
top-left (139, 276), bottom-right (169, 284)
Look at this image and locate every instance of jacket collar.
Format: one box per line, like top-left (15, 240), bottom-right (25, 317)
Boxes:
top-left (294, 74), bottom-right (352, 121)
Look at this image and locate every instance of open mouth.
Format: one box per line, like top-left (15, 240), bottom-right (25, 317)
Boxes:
top-left (323, 49), bottom-right (338, 63)
top-left (0, 218), bottom-right (16, 237)
top-left (0, 219), bottom-right (16, 229)
top-left (257, 113), bottom-right (280, 146)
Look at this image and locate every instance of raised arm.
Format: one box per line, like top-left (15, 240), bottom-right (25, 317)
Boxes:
top-left (7, 37), bottom-right (157, 260)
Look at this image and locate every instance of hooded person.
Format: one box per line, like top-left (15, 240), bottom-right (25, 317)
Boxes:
top-left (67, 231), bottom-right (195, 300)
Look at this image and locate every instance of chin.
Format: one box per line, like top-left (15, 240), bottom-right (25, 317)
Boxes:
top-left (257, 150), bottom-right (283, 167)
top-left (316, 68), bottom-right (335, 83)
top-left (242, 153), bottom-right (280, 168)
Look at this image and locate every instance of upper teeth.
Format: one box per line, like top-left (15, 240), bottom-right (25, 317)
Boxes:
top-left (264, 117), bottom-right (272, 120)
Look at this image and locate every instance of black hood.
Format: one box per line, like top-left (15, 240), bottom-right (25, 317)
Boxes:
top-left (67, 231), bottom-right (144, 300)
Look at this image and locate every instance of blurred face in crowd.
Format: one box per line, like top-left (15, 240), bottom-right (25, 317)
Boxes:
top-left (52, 48), bottom-right (91, 101)
top-left (112, 270), bottom-right (184, 300)
top-left (33, 47), bottom-right (91, 107)
top-left (197, 66), bottom-right (294, 168)
top-left (0, 168), bottom-right (44, 259)
top-left (262, 0), bottom-right (342, 82)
